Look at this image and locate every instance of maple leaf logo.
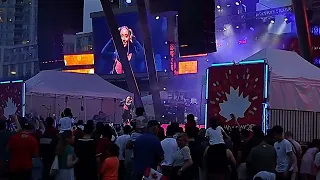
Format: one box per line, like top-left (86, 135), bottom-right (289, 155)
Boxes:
top-left (4, 97), bottom-right (17, 119)
top-left (219, 87), bottom-right (251, 122)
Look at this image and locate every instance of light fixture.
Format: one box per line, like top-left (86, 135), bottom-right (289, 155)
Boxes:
top-left (227, 4), bottom-right (231, 7)
top-left (270, 20), bottom-right (275, 24)
top-left (155, 16), bottom-right (160, 20)
top-left (11, 71), bottom-right (16, 75)
top-left (284, 18), bottom-right (288, 22)
top-left (126, 0), bottom-right (131, 3)
top-left (163, 87), bottom-right (166, 91)
top-left (235, 2), bottom-right (240, 6)
top-left (223, 27), bottom-right (227, 31)
top-left (236, 26), bottom-right (239, 29)
top-left (217, 5), bottom-right (221, 9)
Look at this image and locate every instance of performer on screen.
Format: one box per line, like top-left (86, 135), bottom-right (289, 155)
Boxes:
top-left (120, 96), bottom-right (134, 124)
top-left (100, 26), bottom-right (145, 74)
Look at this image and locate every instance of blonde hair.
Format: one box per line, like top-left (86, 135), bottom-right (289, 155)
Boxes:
top-left (118, 26), bottom-right (133, 36)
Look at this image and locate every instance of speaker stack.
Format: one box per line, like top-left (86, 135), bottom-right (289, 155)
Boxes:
top-left (178, 0), bottom-right (216, 57)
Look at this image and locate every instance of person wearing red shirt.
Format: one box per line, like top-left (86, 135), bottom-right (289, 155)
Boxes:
top-left (100, 143), bottom-right (120, 180)
top-left (7, 118), bottom-right (39, 180)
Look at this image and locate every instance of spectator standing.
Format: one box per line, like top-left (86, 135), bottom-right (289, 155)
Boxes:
top-left (132, 120), bottom-right (164, 180)
top-left (7, 117), bottom-right (39, 180)
top-left (185, 114), bottom-right (196, 130)
top-left (100, 144), bottom-right (120, 180)
top-left (55, 130), bottom-right (78, 180)
top-left (273, 126), bottom-right (295, 180)
top-left (161, 125), bottom-right (179, 177)
top-left (300, 140), bottom-right (320, 180)
top-left (74, 123), bottom-right (98, 180)
top-left (0, 116), bottom-right (15, 179)
top-left (171, 133), bottom-right (193, 180)
top-left (246, 136), bottom-right (277, 179)
top-left (285, 131), bottom-right (302, 180)
top-left (115, 125), bottom-right (131, 180)
top-left (58, 108), bottom-right (74, 133)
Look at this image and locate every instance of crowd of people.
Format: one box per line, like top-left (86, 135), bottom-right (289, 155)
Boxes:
top-left (1, 107), bottom-right (320, 180)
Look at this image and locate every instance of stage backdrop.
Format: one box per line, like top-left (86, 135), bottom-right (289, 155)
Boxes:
top-left (207, 63), bottom-right (265, 131)
top-left (0, 82), bottom-right (24, 118)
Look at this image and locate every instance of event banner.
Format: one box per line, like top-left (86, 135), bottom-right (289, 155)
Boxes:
top-left (207, 63), bottom-right (265, 131)
top-left (0, 82), bottom-right (24, 119)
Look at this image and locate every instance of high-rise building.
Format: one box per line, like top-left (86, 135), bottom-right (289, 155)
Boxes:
top-left (0, 0), bottom-right (38, 80)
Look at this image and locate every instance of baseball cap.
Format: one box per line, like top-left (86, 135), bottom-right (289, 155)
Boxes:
top-left (147, 120), bottom-right (159, 128)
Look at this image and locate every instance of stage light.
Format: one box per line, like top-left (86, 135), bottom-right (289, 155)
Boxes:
top-left (164, 69), bottom-right (167, 72)
top-left (155, 16), bottom-right (160, 20)
top-left (227, 4), bottom-right (231, 7)
top-left (164, 41), bottom-right (168, 44)
top-left (284, 17), bottom-right (288, 22)
top-left (163, 87), bottom-right (166, 91)
top-left (250, 27), bottom-right (255, 31)
top-left (236, 26), bottom-right (239, 29)
top-left (223, 27), bottom-right (227, 31)
top-left (164, 56), bottom-right (167, 59)
top-left (270, 20), bottom-right (275, 24)
top-left (235, 2), bottom-right (240, 6)
top-left (206, 59), bottom-right (209, 62)
top-left (217, 5), bottom-right (221, 9)
top-left (126, 0), bottom-right (132, 3)
top-left (176, 14), bottom-right (178, 17)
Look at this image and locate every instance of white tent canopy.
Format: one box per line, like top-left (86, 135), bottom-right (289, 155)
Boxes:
top-left (25, 70), bottom-right (132, 122)
top-left (26, 70), bottom-right (133, 99)
top-left (244, 48), bottom-right (320, 112)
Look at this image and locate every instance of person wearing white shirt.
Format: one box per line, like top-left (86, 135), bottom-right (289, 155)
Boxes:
top-left (254, 171), bottom-right (276, 180)
top-left (273, 126), bottom-right (295, 180)
top-left (161, 125), bottom-right (179, 166)
top-left (58, 108), bottom-right (74, 133)
top-left (285, 131), bottom-right (301, 180)
top-left (205, 118), bottom-right (226, 145)
top-left (115, 125), bottom-right (131, 180)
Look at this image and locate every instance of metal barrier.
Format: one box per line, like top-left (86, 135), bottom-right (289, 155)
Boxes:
top-left (269, 109), bottom-right (320, 143)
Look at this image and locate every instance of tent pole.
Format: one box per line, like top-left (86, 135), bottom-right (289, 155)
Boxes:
top-left (84, 98), bottom-right (87, 122)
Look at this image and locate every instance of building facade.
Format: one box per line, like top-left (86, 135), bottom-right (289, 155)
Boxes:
top-left (63, 32), bottom-right (93, 54)
top-left (0, 0), bottom-right (38, 80)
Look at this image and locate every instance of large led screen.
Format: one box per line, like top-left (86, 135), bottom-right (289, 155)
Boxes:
top-left (92, 12), bottom-right (168, 75)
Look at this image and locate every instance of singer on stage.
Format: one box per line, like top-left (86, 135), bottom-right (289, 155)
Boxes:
top-left (120, 96), bottom-right (134, 123)
top-left (100, 26), bottom-right (145, 74)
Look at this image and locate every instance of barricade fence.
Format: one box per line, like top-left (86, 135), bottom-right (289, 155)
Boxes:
top-left (269, 109), bottom-right (320, 143)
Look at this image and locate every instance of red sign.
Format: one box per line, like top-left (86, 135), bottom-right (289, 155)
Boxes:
top-left (0, 82), bottom-right (24, 118)
top-left (207, 63), bottom-right (265, 131)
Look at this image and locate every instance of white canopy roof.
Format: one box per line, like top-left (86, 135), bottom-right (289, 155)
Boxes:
top-left (26, 70), bottom-right (132, 99)
top-left (245, 48), bottom-right (320, 81)
top-left (244, 49), bottom-right (320, 112)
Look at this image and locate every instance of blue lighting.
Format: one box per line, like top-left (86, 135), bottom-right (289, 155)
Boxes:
top-left (205, 104), bottom-right (208, 129)
top-left (262, 103), bottom-right (269, 133)
top-left (205, 69), bottom-right (209, 128)
top-left (264, 64), bottom-right (269, 98)
top-left (211, 62), bottom-right (234, 67)
top-left (206, 69), bottom-right (209, 100)
top-left (12, 80), bottom-right (23, 83)
top-left (239, 59), bottom-right (265, 65)
top-left (22, 82), bottom-right (26, 117)
top-left (0, 81), bottom-right (10, 84)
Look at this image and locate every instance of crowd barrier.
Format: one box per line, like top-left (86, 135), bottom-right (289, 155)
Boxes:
top-left (269, 109), bottom-right (320, 143)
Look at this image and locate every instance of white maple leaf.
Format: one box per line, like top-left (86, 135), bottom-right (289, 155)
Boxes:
top-left (219, 87), bottom-right (251, 122)
top-left (4, 98), bottom-right (17, 119)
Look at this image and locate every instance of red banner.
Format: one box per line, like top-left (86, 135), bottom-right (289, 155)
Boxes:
top-left (207, 63), bottom-right (265, 131)
top-left (0, 82), bottom-right (24, 119)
